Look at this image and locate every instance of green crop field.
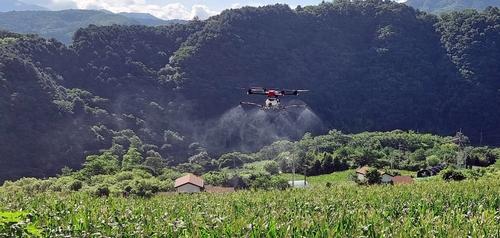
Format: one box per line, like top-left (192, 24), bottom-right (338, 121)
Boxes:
top-left (1, 174), bottom-right (499, 237)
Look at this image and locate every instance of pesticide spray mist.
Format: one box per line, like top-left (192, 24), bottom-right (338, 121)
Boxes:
top-left (198, 103), bottom-right (325, 153)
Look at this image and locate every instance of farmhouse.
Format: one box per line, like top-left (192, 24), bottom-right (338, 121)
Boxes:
top-left (288, 180), bottom-right (309, 188)
top-left (356, 166), bottom-right (394, 183)
top-left (174, 173), bottom-right (204, 193)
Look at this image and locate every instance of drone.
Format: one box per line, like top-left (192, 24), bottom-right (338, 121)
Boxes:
top-left (240, 87), bottom-right (309, 111)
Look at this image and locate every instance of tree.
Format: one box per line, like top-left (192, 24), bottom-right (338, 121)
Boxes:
top-left (308, 160), bottom-right (323, 176)
top-left (218, 152), bottom-right (246, 169)
top-left (81, 152), bottom-right (120, 177)
top-left (176, 163), bottom-right (204, 175)
top-left (264, 161), bottom-right (280, 175)
top-left (366, 169), bottom-right (382, 185)
top-left (426, 155), bottom-right (440, 167)
top-left (142, 157), bottom-right (166, 175)
top-left (122, 147), bottom-right (143, 170)
top-left (322, 154), bottom-right (335, 174)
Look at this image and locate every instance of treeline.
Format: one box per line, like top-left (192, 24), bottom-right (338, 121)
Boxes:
top-left (2, 130), bottom-right (497, 197)
top-left (1, 0), bottom-right (500, 182)
top-left (406, 0), bottom-right (500, 13)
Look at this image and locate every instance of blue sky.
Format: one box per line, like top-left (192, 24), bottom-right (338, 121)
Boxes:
top-left (20, 0), bottom-right (326, 20)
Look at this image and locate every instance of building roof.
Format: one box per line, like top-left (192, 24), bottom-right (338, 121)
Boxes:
top-left (174, 173), bottom-right (204, 188)
top-left (356, 166), bottom-right (390, 176)
top-left (392, 176), bottom-right (414, 185)
top-left (356, 166), bottom-right (370, 175)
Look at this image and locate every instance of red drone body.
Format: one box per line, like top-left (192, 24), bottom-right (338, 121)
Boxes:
top-left (240, 87), bottom-right (309, 110)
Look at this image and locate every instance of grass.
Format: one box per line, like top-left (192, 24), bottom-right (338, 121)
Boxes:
top-left (1, 173), bottom-right (498, 237)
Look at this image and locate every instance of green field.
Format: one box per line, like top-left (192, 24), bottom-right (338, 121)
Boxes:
top-left (1, 174), bottom-right (499, 237)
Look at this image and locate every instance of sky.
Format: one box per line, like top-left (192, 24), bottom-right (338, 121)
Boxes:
top-left (19, 0), bottom-right (328, 20)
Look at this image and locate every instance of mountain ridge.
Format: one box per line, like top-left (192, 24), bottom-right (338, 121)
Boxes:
top-left (0, 9), bottom-right (185, 44)
top-left (0, 0), bottom-right (47, 12)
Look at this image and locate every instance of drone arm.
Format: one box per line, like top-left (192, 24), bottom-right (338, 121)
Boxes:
top-left (247, 89), bottom-right (267, 95)
top-left (281, 89), bottom-right (309, 96)
top-left (240, 102), bottom-right (263, 108)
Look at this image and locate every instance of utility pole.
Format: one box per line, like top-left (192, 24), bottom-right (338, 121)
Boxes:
top-left (454, 131), bottom-right (468, 168)
top-left (289, 155), bottom-right (296, 188)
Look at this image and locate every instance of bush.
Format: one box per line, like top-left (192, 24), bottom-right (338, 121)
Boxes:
top-left (158, 168), bottom-right (182, 181)
top-left (69, 180), bottom-right (83, 191)
top-left (95, 186), bottom-right (110, 197)
top-left (366, 169), bottom-right (382, 185)
top-left (426, 155), bottom-right (440, 167)
top-left (131, 179), bottom-right (160, 198)
top-left (441, 169), bottom-right (466, 181)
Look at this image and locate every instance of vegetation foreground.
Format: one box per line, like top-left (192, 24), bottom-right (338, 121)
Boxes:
top-left (1, 175), bottom-right (499, 237)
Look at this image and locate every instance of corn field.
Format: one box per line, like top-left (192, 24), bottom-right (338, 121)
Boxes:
top-left (1, 178), bottom-right (499, 237)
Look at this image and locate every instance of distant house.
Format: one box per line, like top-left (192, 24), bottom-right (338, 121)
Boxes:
top-left (205, 185), bottom-right (235, 193)
top-left (174, 173), bottom-right (204, 193)
top-left (288, 180), bottom-right (309, 188)
top-left (356, 166), bottom-right (394, 183)
top-left (392, 176), bottom-right (414, 185)
top-left (417, 164), bottom-right (446, 178)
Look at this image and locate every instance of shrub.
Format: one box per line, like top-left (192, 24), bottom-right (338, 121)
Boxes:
top-left (441, 169), bottom-right (466, 181)
top-left (366, 169), bottom-right (382, 185)
top-left (95, 186), bottom-right (110, 197)
top-left (426, 155), bottom-right (440, 167)
top-left (69, 180), bottom-right (83, 191)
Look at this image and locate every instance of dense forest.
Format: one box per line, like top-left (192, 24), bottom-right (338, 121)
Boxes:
top-left (1, 0), bottom-right (499, 182)
top-left (405, 0), bottom-right (500, 13)
top-left (0, 10), bottom-right (183, 44)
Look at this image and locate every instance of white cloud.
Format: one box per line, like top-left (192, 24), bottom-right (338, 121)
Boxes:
top-left (45, 0), bottom-right (218, 20)
top-left (191, 4), bottom-right (218, 20)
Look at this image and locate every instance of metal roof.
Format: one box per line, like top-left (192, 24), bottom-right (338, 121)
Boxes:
top-left (174, 173), bottom-right (204, 188)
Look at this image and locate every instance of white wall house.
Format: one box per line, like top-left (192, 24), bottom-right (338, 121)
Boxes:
top-left (381, 174), bottom-right (394, 183)
top-left (176, 183), bottom-right (202, 193)
top-left (288, 180), bottom-right (309, 188)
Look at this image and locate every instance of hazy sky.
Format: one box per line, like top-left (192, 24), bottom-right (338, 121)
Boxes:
top-left (20, 0), bottom-right (326, 20)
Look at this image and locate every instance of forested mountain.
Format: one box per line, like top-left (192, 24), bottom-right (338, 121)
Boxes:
top-left (405, 0), bottom-right (500, 13)
top-left (118, 12), bottom-right (187, 26)
top-left (0, 0), bottom-right (47, 12)
top-left (1, 1), bottom-right (499, 182)
top-left (0, 10), bottom-right (183, 44)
